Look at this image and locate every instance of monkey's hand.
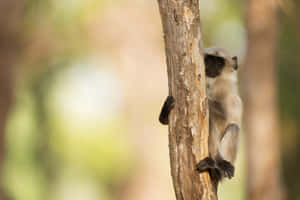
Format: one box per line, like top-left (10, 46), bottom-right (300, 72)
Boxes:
top-left (159, 96), bottom-right (175, 125)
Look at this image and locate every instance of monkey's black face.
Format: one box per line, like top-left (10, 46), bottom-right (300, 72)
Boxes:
top-left (204, 54), bottom-right (226, 78)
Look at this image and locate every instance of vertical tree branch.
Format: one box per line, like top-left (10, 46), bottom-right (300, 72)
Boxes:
top-left (243, 0), bottom-right (283, 200)
top-left (157, 0), bottom-right (217, 199)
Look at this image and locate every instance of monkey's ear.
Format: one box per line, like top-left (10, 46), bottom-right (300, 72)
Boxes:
top-left (204, 54), bottom-right (225, 69)
top-left (232, 56), bottom-right (238, 70)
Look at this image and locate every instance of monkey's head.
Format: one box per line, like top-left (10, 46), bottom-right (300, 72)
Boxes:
top-left (203, 47), bottom-right (238, 78)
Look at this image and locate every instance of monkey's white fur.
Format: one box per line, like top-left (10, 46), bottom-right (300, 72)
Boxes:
top-left (204, 47), bottom-right (242, 164)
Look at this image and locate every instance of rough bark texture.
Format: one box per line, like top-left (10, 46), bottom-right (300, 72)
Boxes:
top-left (0, 1), bottom-right (23, 199)
top-left (243, 0), bottom-right (283, 200)
top-left (157, 1), bottom-right (217, 199)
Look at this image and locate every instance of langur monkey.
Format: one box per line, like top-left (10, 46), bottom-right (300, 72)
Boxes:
top-left (159, 47), bottom-right (242, 190)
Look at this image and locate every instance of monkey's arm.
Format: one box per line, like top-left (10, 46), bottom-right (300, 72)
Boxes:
top-left (159, 96), bottom-right (175, 125)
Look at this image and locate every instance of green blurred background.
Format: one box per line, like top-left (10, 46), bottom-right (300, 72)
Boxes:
top-left (0, 0), bottom-right (299, 199)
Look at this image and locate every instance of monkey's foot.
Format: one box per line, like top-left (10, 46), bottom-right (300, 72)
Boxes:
top-left (196, 157), bottom-right (216, 173)
top-left (217, 159), bottom-right (234, 179)
top-left (159, 96), bottom-right (175, 125)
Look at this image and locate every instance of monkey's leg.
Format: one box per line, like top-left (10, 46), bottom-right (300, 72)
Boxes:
top-left (217, 123), bottom-right (240, 179)
top-left (159, 96), bottom-right (175, 125)
top-left (216, 159), bottom-right (234, 179)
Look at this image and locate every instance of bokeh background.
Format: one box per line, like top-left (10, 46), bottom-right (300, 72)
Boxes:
top-left (0, 0), bottom-right (299, 199)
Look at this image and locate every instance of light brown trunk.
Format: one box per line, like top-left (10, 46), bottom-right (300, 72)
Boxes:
top-left (157, 0), bottom-right (217, 199)
top-left (0, 1), bottom-right (23, 199)
top-left (243, 0), bottom-right (283, 200)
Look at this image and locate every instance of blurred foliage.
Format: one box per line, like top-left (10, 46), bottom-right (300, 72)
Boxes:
top-left (278, 1), bottom-right (300, 199)
top-left (4, 57), bottom-right (136, 200)
top-left (5, 0), bottom-right (248, 199)
top-left (200, 0), bottom-right (245, 55)
top-left (2, 0), bottom-right (300, 199)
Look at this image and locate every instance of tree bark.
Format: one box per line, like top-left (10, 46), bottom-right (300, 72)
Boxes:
top-left (157, 1), bottom-right (217, 199)
top-left (243, 0), bottom-right (283, 200)
top-left (0, 1), bottom-right (23, 199)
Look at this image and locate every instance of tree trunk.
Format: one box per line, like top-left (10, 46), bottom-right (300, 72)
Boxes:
top-left (0, 1), bottom-right (23, 199)
top-left (243, 0), bottom-right (283, 200)
top-left (157, 1), bottom-right (217, 199)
